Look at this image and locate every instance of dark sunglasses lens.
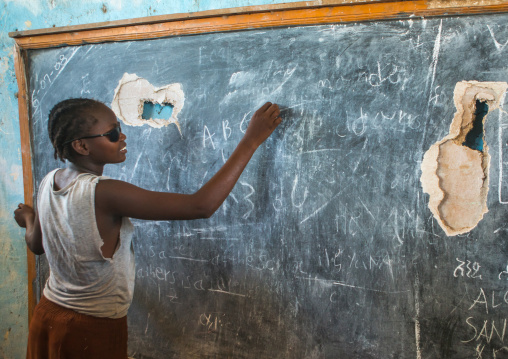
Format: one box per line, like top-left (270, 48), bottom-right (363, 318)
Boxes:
top-left (107, 126), bottom-right (121, 142)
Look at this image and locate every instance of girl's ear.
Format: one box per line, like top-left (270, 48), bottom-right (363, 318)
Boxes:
top-left (71, 140), bottom-right (89, 156)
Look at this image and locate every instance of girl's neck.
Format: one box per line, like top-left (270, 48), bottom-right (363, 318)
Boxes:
top-left (66, 161), bottom-right (104, 176)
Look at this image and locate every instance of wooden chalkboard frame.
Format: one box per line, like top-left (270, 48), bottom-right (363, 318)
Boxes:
top-left (10, 0), bottom-right (508, 324)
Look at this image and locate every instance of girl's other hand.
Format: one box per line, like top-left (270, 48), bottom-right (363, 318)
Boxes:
top-left (14, 203), bottom-right (35, 228)
top-left (244, 102), bottom-right (282, 148)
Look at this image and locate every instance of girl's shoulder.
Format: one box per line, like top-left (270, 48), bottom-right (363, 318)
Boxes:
top-left (43, 169), bottom-right (110, 194)
top-left (39, 169), bottom-right (60, 191)
top-left (76, 172), bottom-right (110, 183)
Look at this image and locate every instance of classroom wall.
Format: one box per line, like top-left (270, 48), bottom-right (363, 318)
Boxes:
top-left (0, 0), bottom-right (306, 357)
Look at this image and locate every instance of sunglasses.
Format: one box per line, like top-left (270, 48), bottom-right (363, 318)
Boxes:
top-left (63, 124), bottom-right (122, 145)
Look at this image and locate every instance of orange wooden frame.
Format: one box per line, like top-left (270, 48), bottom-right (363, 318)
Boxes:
top-left (10, 0), bottom-right (508, 323)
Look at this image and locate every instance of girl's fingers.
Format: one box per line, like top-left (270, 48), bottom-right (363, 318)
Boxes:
top-left (258, 102), bottom-right (272, 113)
top-left (266, 104), bottom-right (279, 117)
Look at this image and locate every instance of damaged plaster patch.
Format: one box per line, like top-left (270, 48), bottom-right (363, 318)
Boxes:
top-left (111, 73), bottom-right (184, 131)
top-left (421, 81), bottom-right (507, 236)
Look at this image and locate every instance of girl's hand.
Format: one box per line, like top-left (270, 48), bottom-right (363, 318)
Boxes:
top-left (14, 203), bottom-right (35, 228)
top-left (243, 102), bottom-right (282, 148)
top-left (14, 203), bottom-right (44, 254)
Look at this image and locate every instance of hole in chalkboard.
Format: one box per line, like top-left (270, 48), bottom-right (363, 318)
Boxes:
top-left (463, 100), bottom-right (488, 152)
top-left (142, 102), bottom-right (174, 120)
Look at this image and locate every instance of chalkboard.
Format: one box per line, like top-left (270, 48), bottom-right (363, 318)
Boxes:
top-left (24, 13), bottom-right (508, 359)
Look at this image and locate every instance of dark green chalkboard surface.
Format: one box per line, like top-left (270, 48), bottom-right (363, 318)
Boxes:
top-left (26, 13), bottom-right (508, 358)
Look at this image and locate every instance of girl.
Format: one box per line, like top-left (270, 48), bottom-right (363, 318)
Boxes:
top-left (14, 98), bottom-right (282, 359)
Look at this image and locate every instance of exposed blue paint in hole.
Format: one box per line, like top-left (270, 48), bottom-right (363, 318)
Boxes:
top-left (142, 102), bottom-right (174, 120)
top-left (463, 100), bottom-right (488, 152)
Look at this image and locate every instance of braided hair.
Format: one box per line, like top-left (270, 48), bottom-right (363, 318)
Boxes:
top-left (48, 98), bottom-right (103, 162)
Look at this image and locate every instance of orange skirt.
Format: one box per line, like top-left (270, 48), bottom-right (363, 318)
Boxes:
top-left (26, 295), bottom-right (128, 359)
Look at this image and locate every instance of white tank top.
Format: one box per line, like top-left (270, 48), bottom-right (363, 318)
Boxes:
top-left (38, 169), bottom-right (135, 318)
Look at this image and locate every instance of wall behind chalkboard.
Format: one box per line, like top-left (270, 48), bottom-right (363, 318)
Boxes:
top-left (26, 13), bottom-right (508, 358)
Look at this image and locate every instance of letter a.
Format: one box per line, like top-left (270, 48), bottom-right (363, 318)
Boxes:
top-left (469, 288), bottom-right (489, 314)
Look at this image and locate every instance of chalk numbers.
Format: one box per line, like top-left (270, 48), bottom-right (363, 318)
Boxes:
top-left (31, 94), bottom-right (40, 111)
top-left (39, 74), bottom-right (51, 90)
top-left (40, 55), bottom-right (68, 89)
top-left (54, 54), bottom-right (68, 71)
top-left (454, 258), bottom-right (482, 280)
top-left (32, 54), bottom-right (70, 113)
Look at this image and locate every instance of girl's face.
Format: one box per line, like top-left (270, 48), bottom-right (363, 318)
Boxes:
top-left (83, 104), bottom-right (127, 165)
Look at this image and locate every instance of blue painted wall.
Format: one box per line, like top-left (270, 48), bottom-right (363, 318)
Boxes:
top-left (0, 0), bottom-right (298, 357)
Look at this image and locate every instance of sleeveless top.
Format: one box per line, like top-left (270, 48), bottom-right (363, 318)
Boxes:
top-left (38, 169), bottom-right (135, 318)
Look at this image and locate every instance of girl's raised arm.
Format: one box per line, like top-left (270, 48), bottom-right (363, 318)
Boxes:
top-left (96, 102), bottom-right (282, 221)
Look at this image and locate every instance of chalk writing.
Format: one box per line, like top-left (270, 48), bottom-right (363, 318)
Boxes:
top-left (199, 312), bottom-right (228, 332)
top-left (222, 120), bottom-right (232, 140)
top-left (203, 125), bottom-right (216, 149)
top-left (32, 48), bottom-right (79, 117)
top-left (454, 258), bottom-right (483, 280)
top-left (463, 287), bottom-right (508, 358)
top-left (468, 288), bottom-right (508, 314)
top-left (136, 264), bottom-right (246, 297)
top-left (239, 112), bottom-right (250, 134)
top-left (291, 175), bottom-right (308, 209)
top-left (239, 181), bottom-right (255, 219)
top-left (487, 25), bottom-right (508, 51)
top-left (145, 245), bottom-right (278, 272)
top-left (367, 62), bottom-right (406, 87)
top-left (499, 265), bottom-right (508, 280)
top-left (463, 317), bottom-right (507, 344)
